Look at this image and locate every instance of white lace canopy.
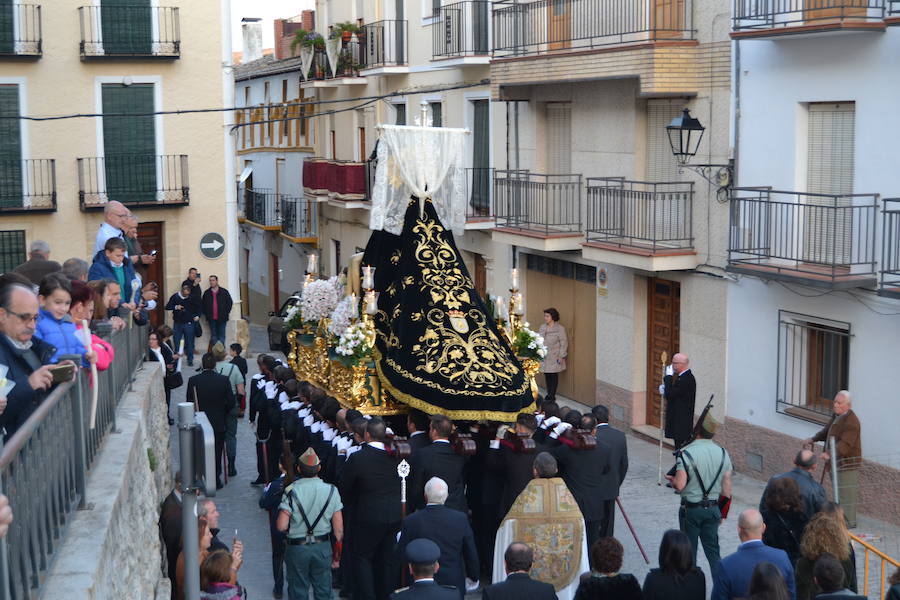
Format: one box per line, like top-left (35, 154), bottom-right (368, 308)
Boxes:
top-left (369, 124), bottom-right (468, 237)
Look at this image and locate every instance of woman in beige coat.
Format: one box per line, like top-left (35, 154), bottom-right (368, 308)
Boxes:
top-left (538, 307), bottom-right (568, 402)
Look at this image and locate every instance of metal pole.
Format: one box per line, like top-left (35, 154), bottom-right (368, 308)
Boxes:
top-left (178, 402), bottom-right (200, 600)
top-left (829, 436), bottom-right (840, 505)
top-left (72, 374), bottom-right (88, 509)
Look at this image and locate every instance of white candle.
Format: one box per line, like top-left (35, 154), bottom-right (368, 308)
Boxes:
top-left (350, 293), bottom-right (358, 318)
top-left (513, 292), bottom-right (525, 316)
top-left (307, 252), bottom-right (318, 276)
top-left (495, 296), bottom-right (505, 321)
top-left (510, 268), bottom-right (519, 291)
top-left (365, 291), bottom-right (378, 315)
top-left (362, 265), bottom-right (375, 290)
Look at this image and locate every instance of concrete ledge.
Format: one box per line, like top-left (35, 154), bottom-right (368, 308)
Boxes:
top-left (42, 364), bottom-right (172, 599)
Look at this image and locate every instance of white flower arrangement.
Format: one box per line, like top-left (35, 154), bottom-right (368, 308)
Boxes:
top-left (284, 302), bottom-right (303, 329)
top-left (300, 276), bottom-right (342, 324)
top-left (513, 326), bottom-right (548, 360)
top-left (328, 295), bottom-right (358, 338)
top-left (335, 321), bottom-right (372, 363)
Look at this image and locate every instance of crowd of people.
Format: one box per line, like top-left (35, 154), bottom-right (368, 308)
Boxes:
top-left (154, 340), bottom-right (900, 600)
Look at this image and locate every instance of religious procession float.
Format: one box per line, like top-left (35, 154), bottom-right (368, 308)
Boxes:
top-left (284, 104), bottom-right (546, 422)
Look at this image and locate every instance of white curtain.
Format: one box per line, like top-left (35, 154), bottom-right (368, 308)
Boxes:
top-left (325, 37), bottom-right (341, 78)
top-left (299, 46), bottom-right (314, 81)
top-left (370, 124), bottom-right (467, 236)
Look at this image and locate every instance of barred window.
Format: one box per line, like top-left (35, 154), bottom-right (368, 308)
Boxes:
top-left (0, 230), bottom-right (25, 273)
top-left (525, 254), bottom-right (596, 284)
top-left (777, 310), bottom-right (850, 422)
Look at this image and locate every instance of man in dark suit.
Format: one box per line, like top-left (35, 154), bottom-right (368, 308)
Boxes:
top-left (12, 240), bottom-right (60, 285)
top-left (482, 542), bottom-right (557, 600)
top-left (406, 409), bottom-right (430, 454)
top-left (187, 353), bottom-right (235, 489)
top-left (409, 415), bottom-right (467, 513)
top-left (661, 353), bottom-right (696, 448)
top-left (339, 417), bottom-right (402, 600)
top-left (590, 405), bottom-right (628, 537)
top-left (159, 471), bottom-right (183, 589)
top-left (397, 477), bottom-right (478, 598)
top-left (391, 538), bottom-right (458, 600)
top-left (711, 509), bottom-right (796, 600)
top-left (486, 413), bottom-right (544, 518)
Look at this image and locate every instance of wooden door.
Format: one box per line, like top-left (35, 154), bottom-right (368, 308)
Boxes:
top-left (358, 126), bottom-right (366, 163)
top-left (525, 267), bottom-right (597, 404)
top-left (136, 221), bottom-right (165, 328)
top-left (646, 277), bottom-right (680, 428)
top-left (270, 253), bottom-right (280, 312)
top-left (652, 0), bottom-right (685, 39)
top-left (547, 0), bottom-right (571, 51)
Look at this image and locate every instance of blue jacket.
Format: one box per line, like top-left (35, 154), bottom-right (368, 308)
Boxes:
top-left (87, 250), bottom-right (140, 305)
top-left (712, 540), bottom-right (795, 600)
top-left (0, 334), bottom-right (57, 438)
top-left (33, 309), bottom-right (89, 367)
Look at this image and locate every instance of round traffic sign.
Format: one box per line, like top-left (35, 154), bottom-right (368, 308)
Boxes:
top-left (199, 232), bottom-right (226, 259)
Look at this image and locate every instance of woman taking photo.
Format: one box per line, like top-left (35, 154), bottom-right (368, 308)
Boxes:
top-left (539, 307), bottom-right (567, 403)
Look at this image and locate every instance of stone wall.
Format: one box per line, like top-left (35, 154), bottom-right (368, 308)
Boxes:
top-left (42, 364), bottom-right (172, 599)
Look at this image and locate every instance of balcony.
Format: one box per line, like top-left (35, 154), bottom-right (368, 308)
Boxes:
top-left (732, 0), bottom-right (887, 38)
top-left (359, 19), bottom-right (408, 74)
top-left (300, 40), bottom-right (369, 88)
top-left (78, 155), bottom-right (189, 210)
top-left (303, 158), bottom-right (370, 208)
top-left (492, 170), bottom-right (584, 251)
top-left (0, 159), bottom-right (55, 213)
top-left (582, 178), bottom-right (697, 270)
top-left (78, 5), bottom-right (180, 59)
top-left (241, 187), bottom-right (281, 229)
top-left (880, 198), bottom-right (900, 298)
top-left (432, 1), bottom-right (492, 65)
top-left (0, 4), bottom-right (41, 57)
top-left (280, 196), bottom-right (318, 243)
top-left (727, 188), bottom-right (878, 289)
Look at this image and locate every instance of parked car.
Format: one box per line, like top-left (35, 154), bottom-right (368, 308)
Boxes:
top-left (267, 293), bottom-right (301, 351)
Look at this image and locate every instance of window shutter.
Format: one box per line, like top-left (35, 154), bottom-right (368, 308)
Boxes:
top-left (546, 102), bottom-right (571, 174)
top-left (0, 0), bottom-right (14, 54)
top-left (430, 102), bottom-right (442, 127)
top-left (101, 0), bottom-right (152, 55)
top-left (646, 99), bottom-right (682, 181)
top-left (471, 99), bottom-right (490, 214)
top-left (805, 102), bottom-right (855, 265)
top-left (0, 85), bottom-right (22, 208)
top-left (102, 83), bottom-right (156, 205)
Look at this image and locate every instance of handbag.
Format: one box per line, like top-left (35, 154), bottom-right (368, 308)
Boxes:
top-left (164, 371), bottom-right (183, 389)
top-left (193, 319), bottom-right (203, 338)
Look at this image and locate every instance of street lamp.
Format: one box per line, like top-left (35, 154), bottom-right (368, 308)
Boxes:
top-left (665, 108), bottom-right (733, 201)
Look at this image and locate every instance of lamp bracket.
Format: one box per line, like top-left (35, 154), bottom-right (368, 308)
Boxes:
top-left (678, 160), bottom-right (734, 203)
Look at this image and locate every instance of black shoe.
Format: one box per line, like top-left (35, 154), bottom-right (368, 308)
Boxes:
top-left (168, 418), bottom-right (174, 425)
top-left (273, 591), bottom-right (283, 599)
top-left (216, 479), bottom-right (224, 490)
top-left (250, 477), bottom-right (265, 486)
top-left (228, 462), bottom-right (237, 478)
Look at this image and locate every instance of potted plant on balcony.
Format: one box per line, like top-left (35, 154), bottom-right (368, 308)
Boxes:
top-left (332, 21), bottom-right (360, 43)
top-left (290, 29), bottom-right (326, 55)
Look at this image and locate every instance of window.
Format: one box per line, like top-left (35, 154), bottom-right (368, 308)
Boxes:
top-left (471, 99), bottom-right (490, 215)
top-left (0, 230), bottom-right (25, 273)
top-left (102, 83), bottom-right (156, 205)
top-left (0, 85), bottom-right (22, 208)
top-left (545, 103), bottom-right (571, 174)
top-left (777, 311), bottom-right (850, 421)
top-left (101, 0), bottom-right (152, 55)
top-left (646, 99), bottom-right (683, 181)
top-left (433, 0), bottom-right (442, 16)
top-left (332, 239), bottom-right (342, 277)
top-left (394, 103), bottom-right (406, 126)
top-left (525, 254), bottom-right (596, 284)
top-left (429, 101), bottom-right (442, 127)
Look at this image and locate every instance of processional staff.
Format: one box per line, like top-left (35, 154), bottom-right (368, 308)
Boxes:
top-left (398, 458), bottom-right (411, 519)
top-left (657, 351), bottom-right (668, 486)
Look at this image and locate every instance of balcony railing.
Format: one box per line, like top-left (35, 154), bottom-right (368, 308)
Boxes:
top-left (360, 19), bottom-right (407, 68)
top-left (304, 40), bottom-right (366, 80)
top-left (494, 170), bottom-right (583, 234)
top-left (280, 196), bottom-right (318, 240)
top-left (242, 187), bottom-right (280, 228)
top-left (78, 155), bottom-right (189, 210)
top-left (586, 177), bottom-right (693, 251)
top-left (78, 5), bottom-right (180, 58)
top-left (0, 4), bottom-right (41, 56)
top-left (728, 188), bottom-right (878, 286)
top-left (0, 325), bottom-right (147, 600)
top-left (0, 159), bottom-right (55, 212)
top-left (492, 0), bottom-right (694, 57)
top-left (881, 198), bottom-right (900, 297)
top-left (433, 1), bottom-right (492, 59)
top-left (303, 158), bottom-right (369, 202)
top-left (733, 0), bottom-right (885, 32)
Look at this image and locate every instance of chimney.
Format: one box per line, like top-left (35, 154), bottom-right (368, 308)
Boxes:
top-left (241, 18), bottom-right (263, 64)
top-left (301, 10), bottom-right (315, 32)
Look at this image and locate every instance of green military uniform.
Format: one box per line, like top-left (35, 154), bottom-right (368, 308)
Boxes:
top-left (279, 450), bottom-right (343, 600)
top-left (676, 428), bottom-right (732, 576)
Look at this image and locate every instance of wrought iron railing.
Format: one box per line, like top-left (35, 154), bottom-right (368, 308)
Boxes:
top-left (0, 159), bottom-right (55, 212)
top-left (0, 4), bottom-right (41, 56)
top-left (242, 187), bottom-right (280, 227)
top-left (586, 177), bottom-right (693, 251)
top-left (465, 167), bottom-right (494, 221)
top-left (280, 196), bottom-right (317, 239)
top-left (728, 188), bottom-right (878, 281)
top-left (78, 5), bottom-right (180, 58)
top-left (881, 198), bottom-right (900, 296)
top-left (494, 170), bottom-right (583, 234)
top-left (360, 19), bottom-right (407, 68)
top-left (733, 0), bottom-right (885, 31)
top-left (0, 324), bottom-right (147, 600)
top-left (78, 155), bottom-right (189, 209)
top-left (492, 0), bottom-right (694, 57)
top-left (433, 1), bottom-right (491, 59)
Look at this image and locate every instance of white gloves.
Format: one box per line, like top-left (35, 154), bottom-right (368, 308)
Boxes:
top-left (665, 364), bottom-right (674, 377)
top-left (542, 416), bottom-right (561, 430)
top-left (658, 384), bottom-right (666, 397)
top-left (465, 579), bottom-right (479, 592)
top-left (322, 426), bottom-right (336, 442)
top-left (495, 424), bottom-right (510, 440)
top-left (264, 381), bottom-right (277, 399)
top-left (549, 422), bottom-right (572, 439)
top-left (303, 414), bottom-right (315, 427)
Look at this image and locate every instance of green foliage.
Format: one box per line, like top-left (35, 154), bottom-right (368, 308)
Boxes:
top-left (147, 447), bottom-right (158, 472)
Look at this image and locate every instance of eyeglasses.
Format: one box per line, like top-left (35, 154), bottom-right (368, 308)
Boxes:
top-left (4, 310), bottom-right (40, 323)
